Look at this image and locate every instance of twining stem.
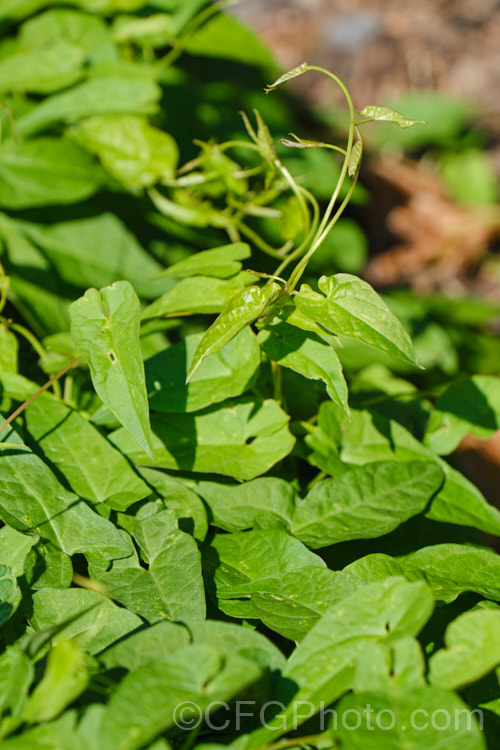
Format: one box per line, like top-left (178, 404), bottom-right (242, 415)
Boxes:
top-left (286, 176), bottom-right (358, 292)
top-left (0, 357), bottom-right (82, 435)
top-left (306, 66), bottom-right (356, 240)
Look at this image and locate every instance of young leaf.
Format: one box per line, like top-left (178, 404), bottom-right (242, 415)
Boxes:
top-left (265, 62), bottom-right (309, 92)
top-left (347, 131), bottom-right (363, 177)
top-left (295, 274), bottom-right (418, 365)
top-left (69, 280), bottom-right (154, 458)
top-left (358, 105), bottom-right (426, 128)
top-left (187, 282), bottom-right (282, 382)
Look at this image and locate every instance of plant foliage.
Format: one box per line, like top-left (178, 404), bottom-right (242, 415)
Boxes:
top-left (0, 2), bottom-right (500, 749)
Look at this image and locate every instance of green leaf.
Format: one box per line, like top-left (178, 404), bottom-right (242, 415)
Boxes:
top-left (17, 213), bottom-right (164, 298)
top-left (333, 686), bottom-right (485, 750)
top-left (138, 468), bottom-right (208, 542)
top-left (99, 645), bottom-right (262, 750)
top-left (19, 9), bottom-right (117, 67)
top-left (206, 528), bottom-right (327, 620)
top-left (247, 577), bottom-right (434, 746)
top-left (0, 526), bottom-right (37, 577)
top-left (187, 283), bottom-right (281, 381)
top-left (158, 243), bottom-right (250, 280)
top-left (69, 281), bottom-right (154, 458)
top-left (69, 114), bottom-right (179, 189)
top-left (347, 134), bottom-right (363, 177)
top-left (401, 544), bottom-right (500, 604)
top-left (184, 13), bottom-right (275, 68)
top-left (146, 326), bottom-right (260, 413)
top-left (340, 409), bottom-right (500, 536)
top-left (25, 396), bottom-right (150, 511)
top-left (17, 76), bottom-right (161, 137)
top-left (0, 450), bottom-right (133, 559)
top-left (195, 476), bottom-right (296, 533)
top-left (0, 647), bottom-right (34, 739)
top-left (30, 588), bottom-right (142, 655)
top-left (258, 321), bottom-right (348, 413)
top-left (0, 564), bottom-right (21, 627)
top-left (358, 105), bottom-right (426, 128)
top-left (102, 618), bottom-right (285, 674)
top-left (425, 375), bottom-right (500, 455)
top-left (295, 275), bottom-right (417, 365)
top-left (111, 13), bottom-right (175, 47)
top-left (142, 273), bottom-right (254, 319)
top-left (23, 639), bottom-right (88, 724)
top-left (291, 461), bottom-right (443, 548)
top-left (109, 397), bottom-right (295, 480)
top-left (94, 515), bottom-right (206, 623)
top-left (0, 138), bottom-right (105, 209)
top-left (429, 609), bottom-right (500, 690)
top-left (0, 40), bottom-right (84, 95)
top-left (265, 62), bottom-right (309, 91)
top-left (0, 712), bottom-right (90, 750)
top-left (24, 541), bottom-right (73, 590)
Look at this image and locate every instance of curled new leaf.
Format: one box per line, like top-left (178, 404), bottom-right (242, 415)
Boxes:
top-left (347, 129), bottom-right (363, 177)
top-left (358, 105), bottom-right (426, 128)
top-left (265, 62), bottom-right (309, 92)
top-left (187, 282), bottom-right (282, 382)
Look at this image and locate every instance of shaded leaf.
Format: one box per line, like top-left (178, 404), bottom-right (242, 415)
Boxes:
top-left (146, 326), bottom-right (260, 413)
top-left (0, 138), bottom-right (104, 209)
top-left (259, 320), bottom-right (348, 413)
top-left (109, 397), bottom-right (295, 480)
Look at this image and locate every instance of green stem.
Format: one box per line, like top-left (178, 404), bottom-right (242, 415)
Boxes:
top-left (239, 222), bottom-right (293, 259)
top-left (273, 185), bottom-right (320, 280)
top-left (306, 66), bottom-right (356, 239)
top-left (286, 176), bottom-right (358, 292)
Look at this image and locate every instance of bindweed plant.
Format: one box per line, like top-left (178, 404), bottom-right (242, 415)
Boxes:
top-left (1, 3), bottom-right (500, 750)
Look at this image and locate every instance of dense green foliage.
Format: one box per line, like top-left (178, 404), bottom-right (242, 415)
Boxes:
top-left (1, 2), bottom-right (500, 749)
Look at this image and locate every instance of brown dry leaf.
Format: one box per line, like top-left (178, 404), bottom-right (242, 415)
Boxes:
top-left (364, 157), bottom-right (500, 291)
